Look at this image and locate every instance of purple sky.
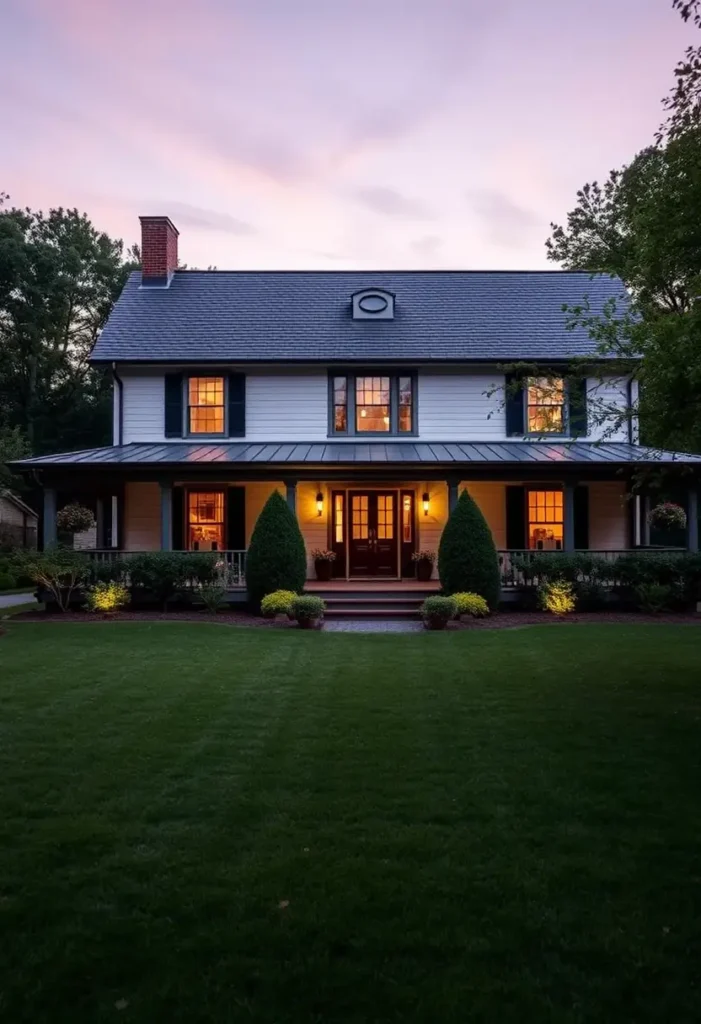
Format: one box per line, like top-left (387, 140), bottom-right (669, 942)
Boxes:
top-left (1, 0), bottom-right (693, 269)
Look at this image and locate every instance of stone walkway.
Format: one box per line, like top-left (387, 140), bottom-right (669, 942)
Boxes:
top-left (0, 592), bottom-right (37, 610)
top-left (324, 618), bottom-right (424, 633)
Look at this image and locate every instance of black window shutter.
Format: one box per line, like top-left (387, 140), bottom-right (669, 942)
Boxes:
top-left (172, 487), bottom-right (185, 550)
top-left (505, 374), bottom-right (525, 437)
top-left (227, 487), bottom-right (246, 549)
top-left (569, 378), bottom-right (588, 437)
top-left (505, 486), bottom-right (526, 549)
top-left (164, 373), bottom-right (183, 438)
top-left (573, 485), bottom-right (589, 549)
top-left (228, 373), bottom-right (246, 437)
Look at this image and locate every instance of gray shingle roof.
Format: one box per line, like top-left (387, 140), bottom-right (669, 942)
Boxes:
top-left (91, 270), bottom-right (629, 364)
top-left (16, 441), bottom-right (701, 468)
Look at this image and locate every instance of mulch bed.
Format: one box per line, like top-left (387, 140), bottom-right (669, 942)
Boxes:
top-left (4, 609), bottom-right (701, 630)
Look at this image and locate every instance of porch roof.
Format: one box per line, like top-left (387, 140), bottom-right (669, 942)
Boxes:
top-left (15, 440), bottom-right (701, 469)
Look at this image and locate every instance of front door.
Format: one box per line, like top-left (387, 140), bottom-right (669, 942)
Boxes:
top-left (348, 491), bottom-right (398, 576)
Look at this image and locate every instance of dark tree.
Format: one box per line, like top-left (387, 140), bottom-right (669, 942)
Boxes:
top-left (245, 490), bottom-right (307, 611)
top-left (438, 489), bottom-right (500, 609)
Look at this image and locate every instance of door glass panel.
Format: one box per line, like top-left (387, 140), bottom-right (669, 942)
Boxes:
top-left (352, 495), bottom-right (369, 540)
top-left (334, 493), bottom-right (344, 544)
top-left (402, 494), bottom-right (412, 542)
top-left (377, 494), bottom-right (394, 540)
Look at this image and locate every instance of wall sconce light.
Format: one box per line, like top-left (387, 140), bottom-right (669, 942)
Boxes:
top-left (316, 491), bottom-right (324, 517)
top-left (422, 491), bottom-right (430, 516)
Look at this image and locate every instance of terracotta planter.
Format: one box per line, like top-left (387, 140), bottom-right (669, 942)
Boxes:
top-left (297, 616), bottom-right (321, 629)
top-left (415, 559), bottom-right (434, 582)
top-left (314, 559), bottom-right (333, 581)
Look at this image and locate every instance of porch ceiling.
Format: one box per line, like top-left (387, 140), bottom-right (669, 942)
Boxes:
top-left (14, 440), bottom-right (701, 469)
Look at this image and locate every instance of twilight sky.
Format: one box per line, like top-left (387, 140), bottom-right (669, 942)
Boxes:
top-left (0, 0), bottom-right (693, 270)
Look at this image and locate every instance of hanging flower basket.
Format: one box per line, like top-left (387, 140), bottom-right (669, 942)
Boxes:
top-left (647, 502), bottom-right (687, 530)
top-left (56, 503), bottom-right (96, 534)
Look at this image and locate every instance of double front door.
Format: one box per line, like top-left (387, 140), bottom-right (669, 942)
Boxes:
top-left (348, 491), bottom-right (398, 576)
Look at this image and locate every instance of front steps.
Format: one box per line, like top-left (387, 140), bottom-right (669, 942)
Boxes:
top-left (307, 582), bottom-right (440, 619)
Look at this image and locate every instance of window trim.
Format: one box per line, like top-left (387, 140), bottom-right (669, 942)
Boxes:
top-left (523, 376), bottom-right (569, 438)
top-left (184, 375), bottom-right (228, 438)
top-left (525, 486), bottom-right (564, 551)
top-left (328, 369), bottom-right (418, 437)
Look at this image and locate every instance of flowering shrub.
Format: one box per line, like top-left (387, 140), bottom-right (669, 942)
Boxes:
top-left (452, 592), bottom-right (490, 618)
top-left (411, 550), bottom-right (437, 563)
top-left (85, 581), bottom-right (130, 614)
top-left (647, 502), bottom-right (687, 530)
top-left (56, 503), bottom-right (96, 534)
top-left (261, 589), bottom-right (298, 618)
top-left (310, 549), bottom-right (336, 562)
top-left (538, 580), bottom-right (576, 616)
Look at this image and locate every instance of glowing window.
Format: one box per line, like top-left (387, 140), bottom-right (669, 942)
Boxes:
top-left (528, 490), bottom-right (563, 550)
top-left (331, 373), bottom-right (414, 435)
top-left (526, 378), bottom-right (565, 434)
top-left (352, 494), bottom-right (369, 540)
top-left (333, 377), bottom-right (347, 432)
top-left (189, 377), bottom-right (225, 434)
top-left (377, 494), bottom-right (394, 540)
top-left (356, 376), bottom-right (391, 432)
top-left (402, 494), bottom-right (412, 543)
top-left (334, 493), bottom-right (344, 544)
top-left (188, 491), bottom-right (225, 551)
top-left (398, 376), bottom-right (413, 433)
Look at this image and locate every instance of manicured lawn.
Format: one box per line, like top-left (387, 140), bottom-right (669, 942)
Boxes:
top-left (1, 623), bottom-right (700, 1023)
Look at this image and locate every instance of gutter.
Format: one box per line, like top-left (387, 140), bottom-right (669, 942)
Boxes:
top-left (112, 362), bottom-right (124, 446)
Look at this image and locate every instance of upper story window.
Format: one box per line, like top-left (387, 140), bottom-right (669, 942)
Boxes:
top-left (526, 377), bottom-right (566, 434)
top-left (331, 372), bottom-right (415, 435)
top-left (188, 377), bottom-right (225, 434)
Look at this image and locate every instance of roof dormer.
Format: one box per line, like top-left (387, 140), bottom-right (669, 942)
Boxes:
top-left (351, 288), bottom-right (395, 320)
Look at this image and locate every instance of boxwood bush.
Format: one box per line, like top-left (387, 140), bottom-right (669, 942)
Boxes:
top-left (438, 489), bottom-right (500, 609)
top-left (246, 491), bottom-right (307, 612)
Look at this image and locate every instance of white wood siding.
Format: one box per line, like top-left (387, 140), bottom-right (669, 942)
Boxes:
top-left (588, 481), bottom-right (628, 549)
top-left (418, 371), bottom-right (505, 439)
top-left (124, 482), bottom-right (161, 550)
top-left (122, 373), bottom-right (165, 444)
top-left (246, 373), bottom-right (328, 441)
top-left (585, 377), bottom-right (631, 442)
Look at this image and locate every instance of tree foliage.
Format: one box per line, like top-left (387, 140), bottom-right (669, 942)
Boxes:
top-left (0, 196), bottom-right (138, 455)
top-left (245, 490), bottom-right (307, 611)
top-left (438, 489), bottom-right (500, 609)
top-left (660, 0), bottom-right (701, 140)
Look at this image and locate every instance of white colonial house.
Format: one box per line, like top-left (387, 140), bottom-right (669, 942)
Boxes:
top-left (16, 215), bottom-right (701, 599)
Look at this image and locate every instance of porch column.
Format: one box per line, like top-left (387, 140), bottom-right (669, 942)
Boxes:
top-left (642, 495), bottom-right (651, 547)
top-left (160, 482), bottom-right (173, 551)
top-left (447, 477), bottom-right (459, 514)
top-left (687, 488), bottom-right (699, 552)
top-left (284, 480), bottom-right (297, 515)
top-left (110, 495), bottom-right (119, 549)
top-left (95, 497), bottom-right (106, 549)
top-left (563, 482), bottom-right (575, 551)
top-left (43, 487), bottom-right (57, 549)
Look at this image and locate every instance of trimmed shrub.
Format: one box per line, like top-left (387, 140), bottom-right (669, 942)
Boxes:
top-left (87, 558), bottom-right (129, 585)
top-left (85, 581), bottom-right (130, 614)
top-left (290, 594), bottom-right (325, 627)
top-left (246, 491), bottom-right (307, 611)
top-left (452, 592), bottom-right (489, 618)
top-left (127, 552), bottom-right (192, 610)
top-left (420, 595), bottom-right (457, 630)
top-left (438, 489), bottom-right (500, 609)
top-left (0, 571), bottom-right (17, 591)
top-left (56, 503), bottom-right (95, 534)
top-left (634, 582), bottom-right (674, 614)
top-left (13, 548), bottom-right (89, 612)
top-left (182, 553), bottom-right (218, 586)
top-left (261, 589), bottom-right (298, 618)
top-left (538, 580), bottom-right (576, 616)
top-left (512, 552), bottom-right (611, 585)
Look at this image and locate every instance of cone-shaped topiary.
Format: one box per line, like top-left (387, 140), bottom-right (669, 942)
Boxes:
top-left (438, 488), bottom-right (501, 609)
top-left (246, 490), bottom-right (307, 611)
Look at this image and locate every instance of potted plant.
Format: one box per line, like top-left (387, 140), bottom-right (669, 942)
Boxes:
top-left (412, 550), bottom-right (436, 582)
top-left (420, 595), bottom-right (457, 630)
top-left (290, 594), bottom-right (326, 629)
top-left (56, 503), bottom-right (96, 547)
top-left (311, 549), bottom-right (336, 582)
top-left (647, 502), bottom-right (687, 530)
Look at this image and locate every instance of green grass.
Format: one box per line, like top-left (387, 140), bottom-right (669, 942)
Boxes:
top-left (1, 623), bottom-right (700, 1023)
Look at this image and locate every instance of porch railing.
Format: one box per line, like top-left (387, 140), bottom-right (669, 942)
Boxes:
top-left (497, 548), bottom-right (687, 588)
top-left (86, 550), bottom-right (247, 588)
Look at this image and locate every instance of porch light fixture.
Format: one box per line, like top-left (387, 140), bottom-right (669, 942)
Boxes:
top-left (316, 491), bottom-right (324, 517)
top-left (422, 492), bottom-right (430, 516)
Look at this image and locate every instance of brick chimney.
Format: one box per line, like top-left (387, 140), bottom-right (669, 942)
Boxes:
top-left (139, 216), bottom-right (179, 287)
